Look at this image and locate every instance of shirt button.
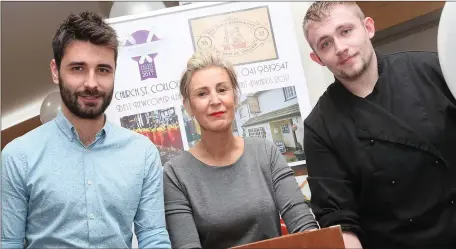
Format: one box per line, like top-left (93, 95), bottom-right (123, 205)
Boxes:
top-left (451, 200), bottom-right (454, 205)
top-left (87, 180), bottom-right (93, 185)
top-left (391, 180), bottom-right (396, 185)
top-left (435, 160), bottom-right (439, 164)
top-left (409, 218), bottom-right (413, 222)
top-left (370, 139), bottom-right (375, 145)
top-left (88, 213), bottom-right (95, 219)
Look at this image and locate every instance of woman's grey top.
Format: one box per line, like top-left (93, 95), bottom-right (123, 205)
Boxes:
top-left (163, 137), bottom-right (318, 249)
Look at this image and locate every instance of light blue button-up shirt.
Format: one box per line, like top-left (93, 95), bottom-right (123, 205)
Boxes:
top-left (1, 111), bottom-right (171, 248)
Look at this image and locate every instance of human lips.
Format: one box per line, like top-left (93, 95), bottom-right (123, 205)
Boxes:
top-left (339, 56), bottom-right (354, 65)
top-left (210, 111), bottom-right (225, 117)
top-left (80, 95), bottom-right (100, 100)
top-left (339, 54), bottom-right (357, 65)
top-left (79, 95), bottom-right (101, 104)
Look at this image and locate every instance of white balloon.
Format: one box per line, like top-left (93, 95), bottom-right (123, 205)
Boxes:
top-left (437, 2), bottom-right (456, 99)
top-left (40, 91), bottom-right (62, 124)
top-left (109, 1), bottom-right (166, 18)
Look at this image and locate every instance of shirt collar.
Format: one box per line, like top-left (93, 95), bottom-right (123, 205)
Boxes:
top-left (54, 111), bottom-right (110, 142)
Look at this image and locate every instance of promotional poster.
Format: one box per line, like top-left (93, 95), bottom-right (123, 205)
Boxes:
top-left (106, 2), bottom-right (312, 167)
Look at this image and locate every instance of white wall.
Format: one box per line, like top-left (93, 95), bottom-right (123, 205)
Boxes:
top-left (257, 88), bottom-right (298, 114)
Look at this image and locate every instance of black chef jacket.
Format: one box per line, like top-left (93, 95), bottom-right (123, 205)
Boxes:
top-left (304, 51), bottom-right (456, 248)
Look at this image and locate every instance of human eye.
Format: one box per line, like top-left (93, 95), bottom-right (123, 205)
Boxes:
top-left (197, 91), bottom-right (208, 97)
top-left (98, 67), bottom-right (111, 74)
top-left (71, 66), bottom-right (84, 71)
top-left (320, 40), bottom-right (332, 49)
top-left (341, 28), bottom-right (352, 36)
top-left (218, 84), bottom-right (232, 93)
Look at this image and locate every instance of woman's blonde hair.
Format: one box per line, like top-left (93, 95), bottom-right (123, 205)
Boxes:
top-left (179, 50), bottom-right (239, 105)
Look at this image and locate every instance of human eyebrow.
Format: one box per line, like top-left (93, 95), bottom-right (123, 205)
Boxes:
top-left (98, 64), bottom-right (114, 70)
top-left (67, 61), bottom-right (87, 67)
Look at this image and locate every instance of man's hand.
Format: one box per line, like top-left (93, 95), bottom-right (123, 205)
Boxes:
top-left (342, 232), bottom-right (363, 248)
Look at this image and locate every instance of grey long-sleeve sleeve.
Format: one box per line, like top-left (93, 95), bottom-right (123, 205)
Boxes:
top-left (163, 165), bottom-right (202, 249)
top-left (266, 139), bottom-right (319, 233)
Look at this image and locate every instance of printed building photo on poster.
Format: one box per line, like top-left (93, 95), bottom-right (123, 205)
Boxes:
top-left (119, 107), bottom-right (184, 164)
top-left (234, 86), bottom-right (305, 163)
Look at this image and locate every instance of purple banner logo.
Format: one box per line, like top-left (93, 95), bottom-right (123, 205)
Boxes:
top-left (125, 30), bottom-right (160, 81)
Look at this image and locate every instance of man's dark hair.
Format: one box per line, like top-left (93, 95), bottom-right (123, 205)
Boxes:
top-left (52, 11), bottom-right (118, 69)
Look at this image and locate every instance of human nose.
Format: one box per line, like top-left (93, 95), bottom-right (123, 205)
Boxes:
top-left (208, 91), bottom-right (221, 105)
top-left (334, 38), bottom-right (349, 57)
top-left (83, 70), bottom-right (99, 89)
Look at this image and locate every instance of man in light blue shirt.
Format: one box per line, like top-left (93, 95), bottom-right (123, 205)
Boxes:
top-left (1, 11), bottom-right (171, 248)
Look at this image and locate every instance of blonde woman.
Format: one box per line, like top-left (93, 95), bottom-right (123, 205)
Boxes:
top-left (163, 51), bottom-right (318, 249)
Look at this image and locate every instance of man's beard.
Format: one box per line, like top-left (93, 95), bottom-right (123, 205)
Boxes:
top-left (58, 76), bottom-right (113, 119)
top-left (337, 51), bottom-right (373, 81)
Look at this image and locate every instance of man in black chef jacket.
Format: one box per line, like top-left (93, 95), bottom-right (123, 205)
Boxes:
top-left (302, 1), bottom-right (456, 248)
